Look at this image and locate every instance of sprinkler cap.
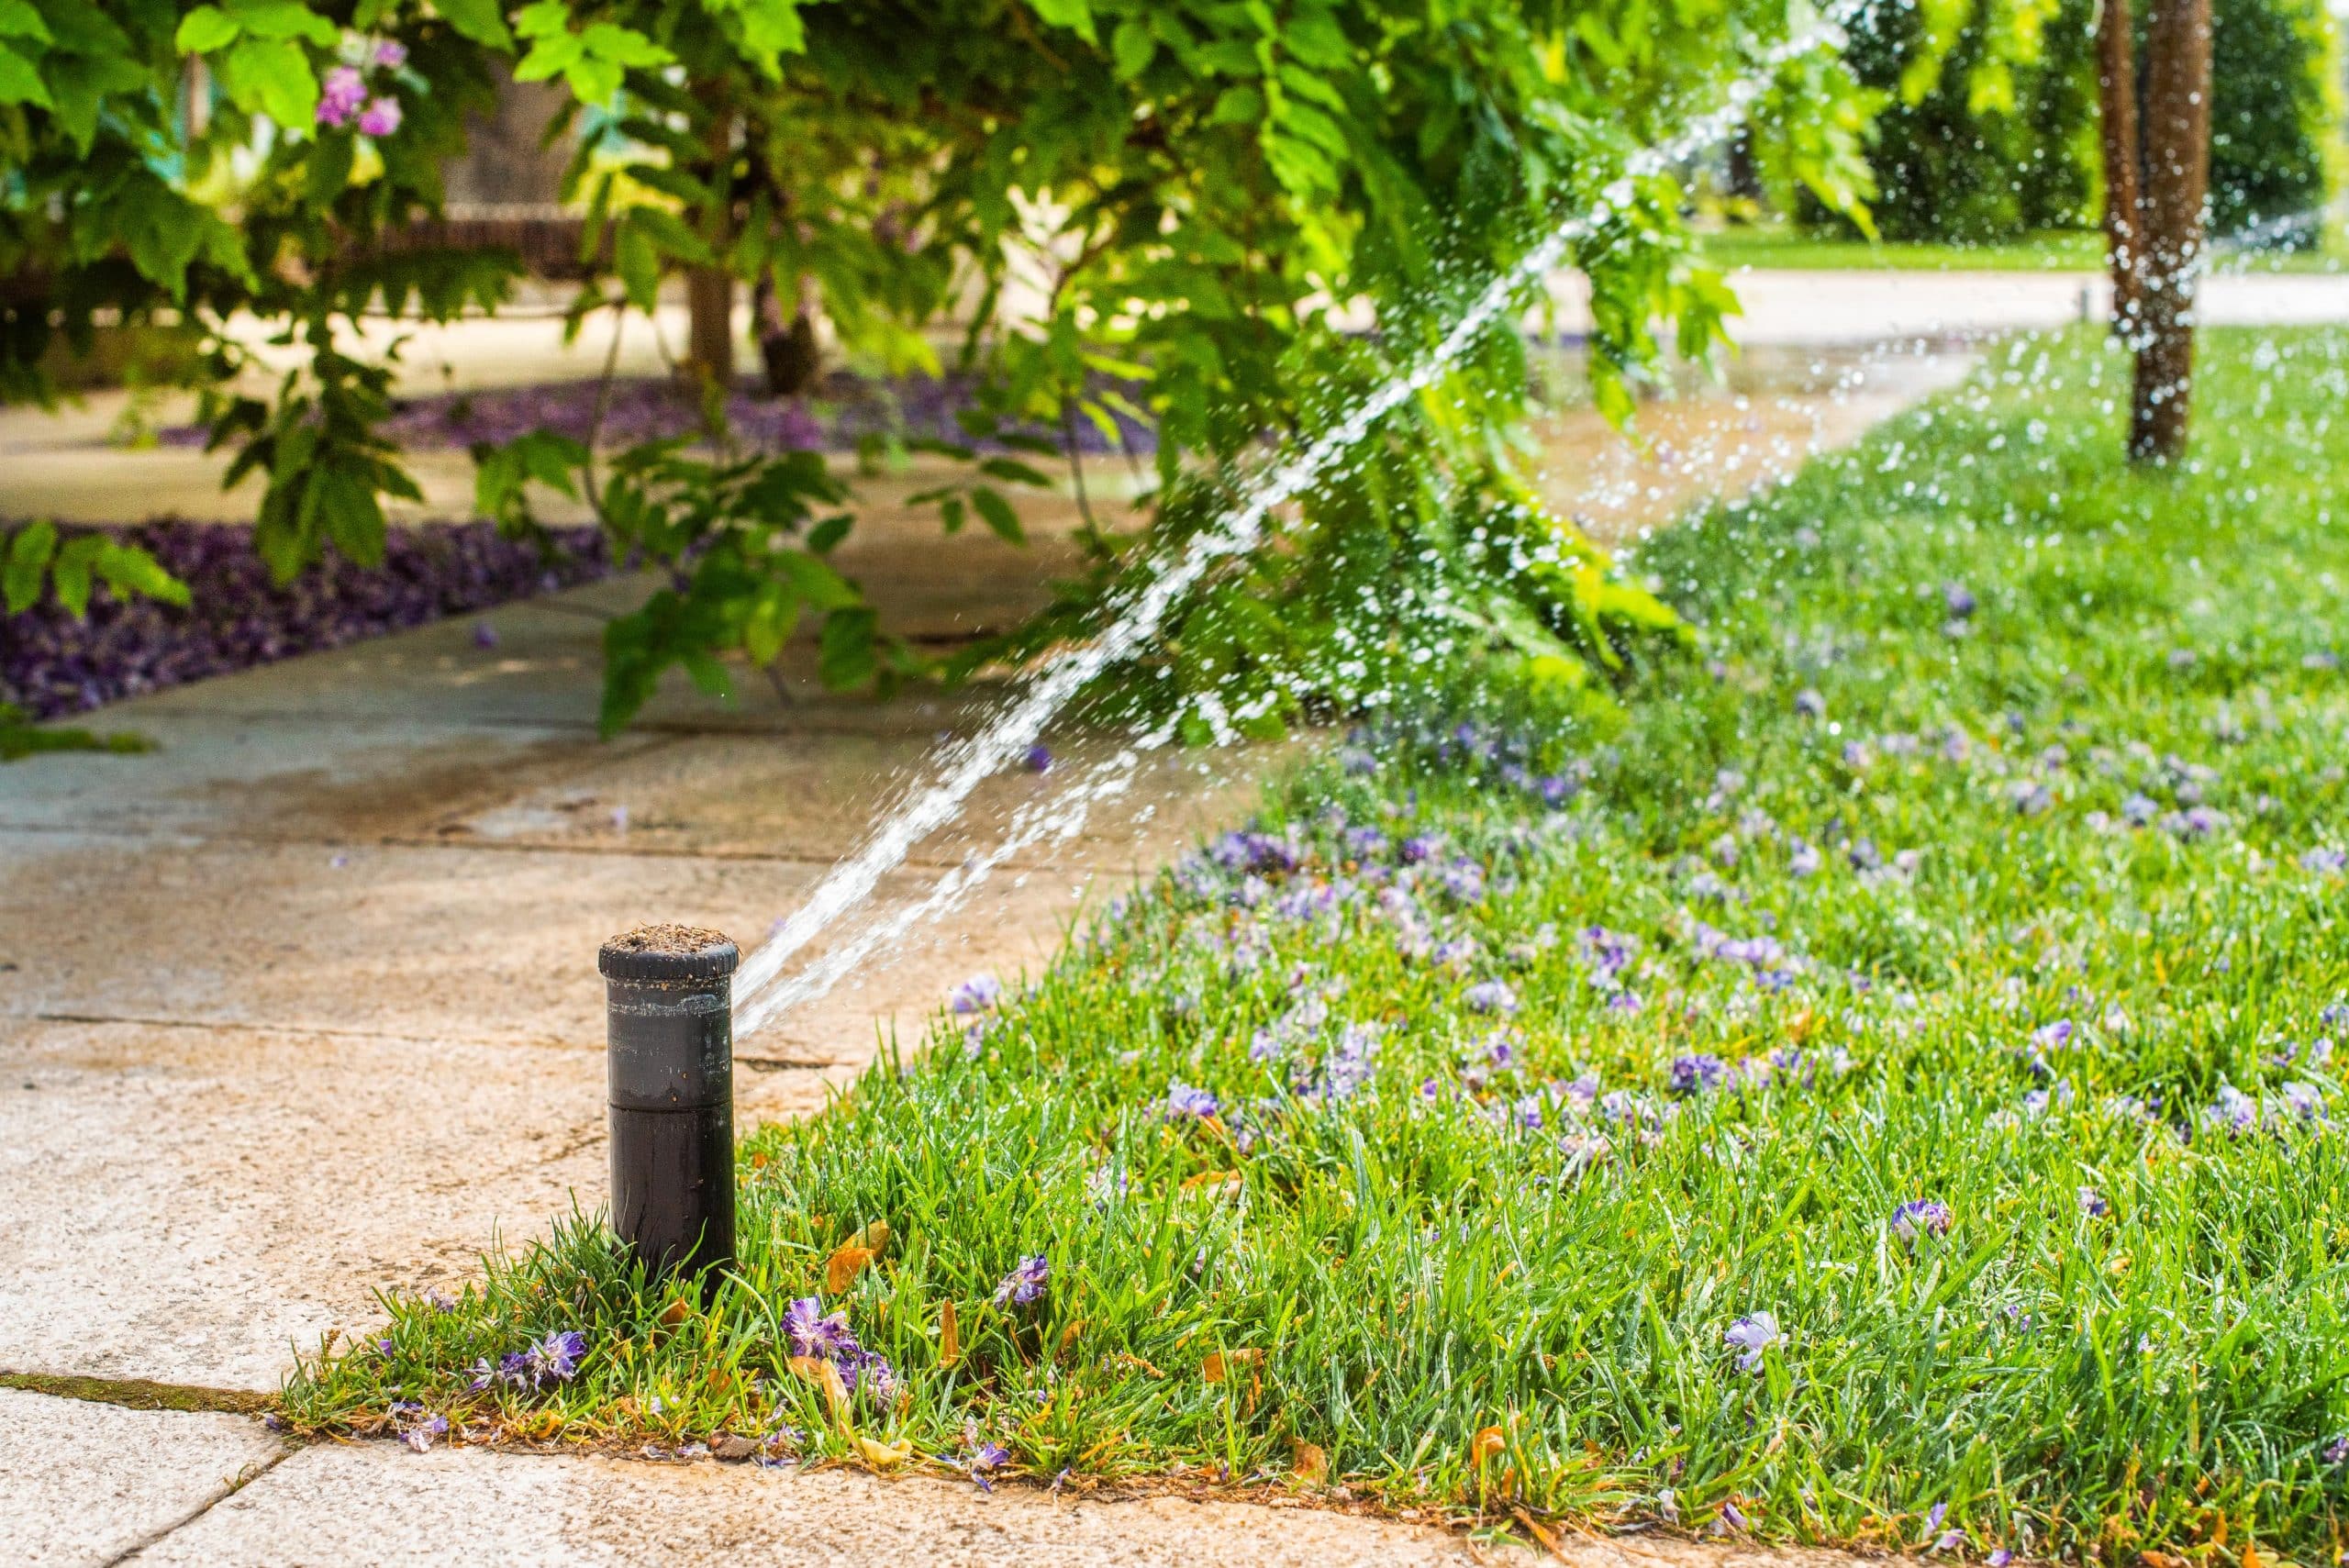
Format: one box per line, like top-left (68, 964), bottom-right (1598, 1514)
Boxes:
top-left (599, 924), bottom-right (740, 985)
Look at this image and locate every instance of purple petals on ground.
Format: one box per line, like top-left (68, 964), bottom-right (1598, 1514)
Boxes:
top-left (1668, 1054), bottom-right (1729, 1095)
top-left (3, 520), bottom-right (610, 721)
top-left (950, 975), bottom-right (1002, 1015)
top-left (1165, 1080), bottom-right (1220, 1119)
top-left (993, 1253), bottom-right (1050, 1308)
top-left (785, 1296), bottom-right (856, 1359)
top-left (1723, 1311), bottom-right (1780, 1372)
top-left (387, 1400), bottom-right (448, 1452)
top-left (1891, 1200), bottom-right (1953, 1242)
top-left (1464, 979), bottom-right (1519, 1015)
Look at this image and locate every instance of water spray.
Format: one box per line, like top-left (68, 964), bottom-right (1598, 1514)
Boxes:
top-left (728, 1), bottom-right (1871, 1040)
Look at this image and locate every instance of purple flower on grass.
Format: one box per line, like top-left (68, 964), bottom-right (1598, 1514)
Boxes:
top-left (1020, 744), bottom-right (1052, 773)
top-left (373, 39), bottom-right (408, 67)
top-left (1464, 980), bottom-right (1519, 1015)
top-left (317, 66), bottom-right (367, 127)
top-left (1794, 688), bottom-right (1826, 719)
top-left (965, 1440), bottom-right (1012, 1491)
top-left (1165, 1080), bottom-right (1219, 1119)
top-left (1713, 1500), bottom-right (1750, 1534)
top-left (2201, 1084), bottom-right (2259, 1137)
top-left (471, 619), bottom-right (499, 650)
top-left (1669, 1054), bottom-right (1729, 1095)
top-left (1943, 583), bottom-right (1977, 619)
top-left (2325, 1434), bottom-right (2349, 1465)
top-left (388, 1401), bottom-right (448, 1453)
top-left (2032, 1019), bottom-right (2074, 1052)
top-left (1788, 840), bottom-right (1822, 877)
top-left (2303, 848), bottom-right (2347, 874)
top-left (950, 975), bottom-right (1001, 1015)
top-left (1723, 1311), bottom-right (1779, 1372)
top-left (994, 1253), bottom-right (1049, 1308)
top-left (784, 1297), bottom-right (856, 1360)
top-left (1891, 1200), bottom-right (1953, 1243)
top-left (1988, 1552), bottom-right (2014, 1567)
top-left (357, 96), bottom-right (402, 137)
top-left (2078, 1186), bottom-right (2109, 1218)
top-left (1399, 834), bottom-right (1439, 864)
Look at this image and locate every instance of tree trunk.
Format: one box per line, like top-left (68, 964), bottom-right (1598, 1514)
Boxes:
top-left (686, 268), bottom-right (735, 386)
top-left (2129, 0), bottom-right (2213, 463)
top-left (2094, 0), bottom-right (2143, 336)
top-left (753, 271), bottom-right (821, 396)
top-left (684, 111), bottom-right (738, 387)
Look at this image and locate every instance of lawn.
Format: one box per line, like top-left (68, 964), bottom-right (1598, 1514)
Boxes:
top-left (1698, 224), bottom-right (2347, 275)
top-left (287, 325), bottom-right (2349, 1561)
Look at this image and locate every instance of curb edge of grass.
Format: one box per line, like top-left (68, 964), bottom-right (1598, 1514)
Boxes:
top-left (0, 1367), bottom-right (279, 1418)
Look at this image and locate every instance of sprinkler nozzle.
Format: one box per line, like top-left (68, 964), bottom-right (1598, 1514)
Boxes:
top-left (599, 925), bottom-right (739, 1291)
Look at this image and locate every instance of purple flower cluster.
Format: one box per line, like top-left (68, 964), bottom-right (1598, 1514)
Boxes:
top-left (993, 1253), bottom-right (1050, 1308)
top-left (3, 521), bottom-right (610, 721)
top-left (315, 40), bottom-right (404, 137)
top-left (468, 1329), bottom-right (588, 1394)
top-left (783, 1296), bottom-right (898, 1398)
top-left (387, 1400), bottom-right (449, 1453)
top-left (1891, 1200), bottom-right (1954, 1243)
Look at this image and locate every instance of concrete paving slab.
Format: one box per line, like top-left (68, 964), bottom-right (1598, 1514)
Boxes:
top-left (0, 1388), bottom-right (284, 1567)
top-left (429, 729), bottom-right (1266, 873)
top-left (131, 1440), bottom-right (1487, 1566)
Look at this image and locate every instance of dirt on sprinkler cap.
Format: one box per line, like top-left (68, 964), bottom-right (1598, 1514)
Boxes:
top-left (598, 923), bottom-right (740, 984)
top-left (607, 922), bottom-right (732, 957)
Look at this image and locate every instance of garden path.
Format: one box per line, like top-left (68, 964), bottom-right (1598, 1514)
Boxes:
top-left (3, 319), bottom-right (1974, 1562)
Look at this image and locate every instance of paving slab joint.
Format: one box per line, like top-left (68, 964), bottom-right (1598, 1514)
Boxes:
top-left (106, 1444), bottom-right (296, 1567)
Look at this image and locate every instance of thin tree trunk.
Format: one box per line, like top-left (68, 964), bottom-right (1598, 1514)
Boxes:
top-left (685, 111), bottom-right (738, 387)
top-left (753, 271), bottom-right (821, 396)
top-left (2129, 0), bottom-right (2213, 463)
top-left (2094, 0), bottom-right (2143, 336)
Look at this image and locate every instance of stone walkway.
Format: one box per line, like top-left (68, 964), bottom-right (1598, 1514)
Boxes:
top-left (0, 305), bottom-right (2009, 1562)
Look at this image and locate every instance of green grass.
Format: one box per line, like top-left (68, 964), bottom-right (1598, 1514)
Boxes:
top-left (287, 327), bottom-right (2349, 1560)
top-left (1698, 223), bottom-right (2348, 275)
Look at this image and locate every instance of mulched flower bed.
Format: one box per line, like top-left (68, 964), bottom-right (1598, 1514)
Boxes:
top-left (161, 370), bottom-right (1156, 457)
top-left (2, 520), bottom-right (610, 721)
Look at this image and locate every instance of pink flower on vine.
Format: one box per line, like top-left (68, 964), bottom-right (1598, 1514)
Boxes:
top-left (317, 66), bottom-right (366, 128)
top-left (357, 95), bottom-right (402, 137)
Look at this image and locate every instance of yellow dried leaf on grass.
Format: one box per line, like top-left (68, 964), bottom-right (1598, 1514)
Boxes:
top-left (1471, 1425), bottom-right (1508, 1464)
top-left (852, 1434), bottom-right (914, 1468)
top-left (826, 1244), bottom-right (875, 1294)
top-left (940, 1299), bottom-right (961, 1367)
top-left (1291, 1439), bottom-right (1328, 1483)
top-left (788, 1354), bottom-right (849, 1421)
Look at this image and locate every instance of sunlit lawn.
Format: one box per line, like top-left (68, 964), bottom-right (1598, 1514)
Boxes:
top-left (1698, 223), bottom-right (2346, 274)
top-left (290, 326), bottom-right (2349, 1560)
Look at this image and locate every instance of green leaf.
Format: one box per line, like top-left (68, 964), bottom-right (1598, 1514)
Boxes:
top-left (805, 514), bottom-right (852, 554)
top-left (0, 42), bottom-right (53, 107)
top-left (970, 485), bottom-right (1025, 545)
top-left (217, 36), bottom-right (317, 129)
top-left (430, 0), bottom-right (511, 48)
top-left (1110, 18), bottom-right (1153, 77)
top-left (512, 0), bottom-right (567, 38)
top-left (816, 607), bottom-right (878, 689)
top-left (305, 129), bottom-right (354, 205)
top-left (93, 542), bottom-right (191, 608)
top-left (174, 5), bottom-right (241, 50)
top-left (979, 456), bottom-right (1052, 488)
top-left (1027, 0), bottom-right (1094, 42)
top-left (0, 0), bottom-right (50, 43)
top-left (222, 0), bottom-right (337, 44)
top-left (50, 533), bottom-right (102, 619)
top-left (615, 222), bottom-right (661, 312)
top-left (4, 520), bottom-right (58, 614)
